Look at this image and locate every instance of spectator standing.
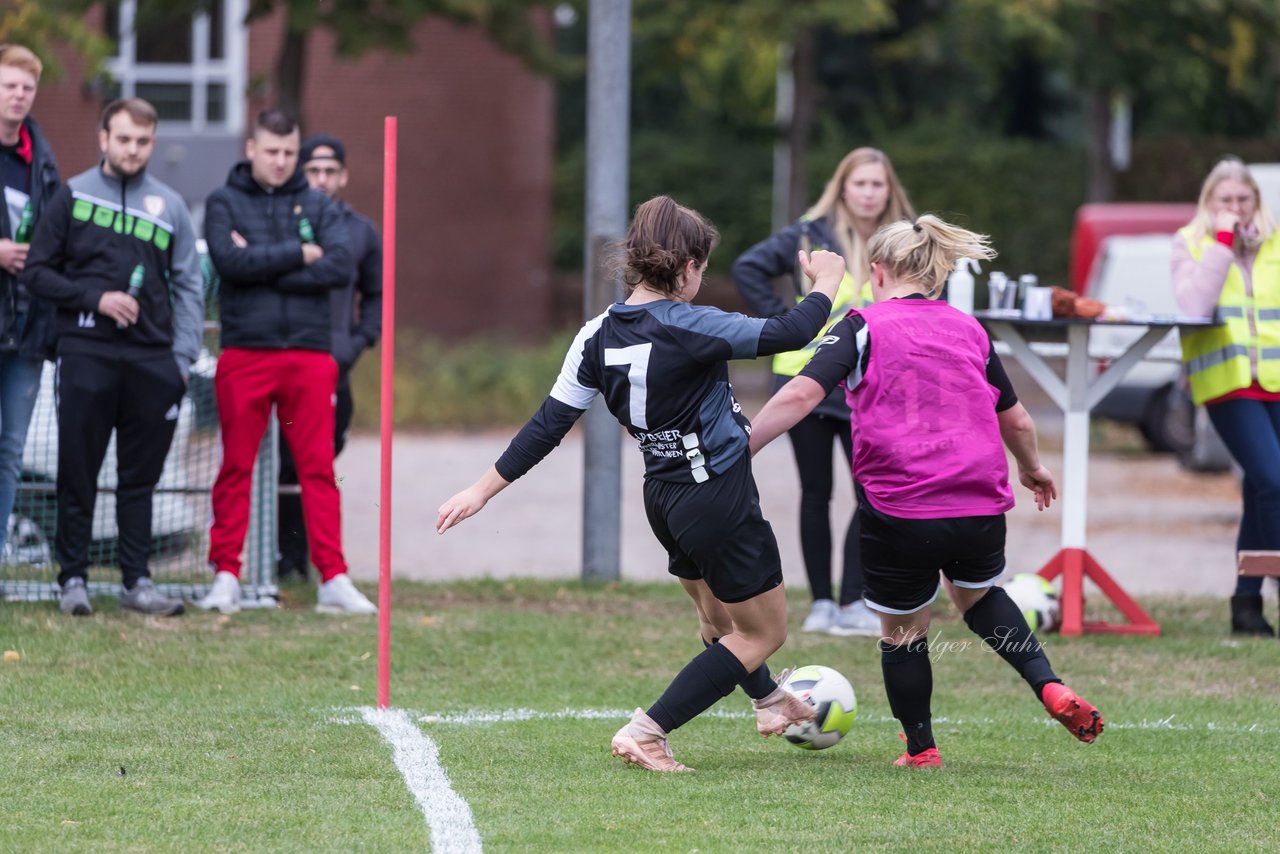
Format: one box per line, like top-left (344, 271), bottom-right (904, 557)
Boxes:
top-left (0, 45), bottom-right (59, 561)
top-left (197, 110), bottom-right (375, 615)
top-left (24, 98), bottom-right (201, 617)
top-left (275, 133), bottom-right (382, 581)
top-left (1172, 158), bottom-right (1280, 637)
top-left (731, 147), bottom-right (915, 636)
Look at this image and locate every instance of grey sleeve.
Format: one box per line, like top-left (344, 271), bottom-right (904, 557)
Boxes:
top-left (663, 303), bottom-right (768, 362)
top-left (167, 193), bottom-right (204, 377)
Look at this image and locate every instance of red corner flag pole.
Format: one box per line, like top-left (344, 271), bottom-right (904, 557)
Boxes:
top-left (377, 116), bottom-right (397, 709)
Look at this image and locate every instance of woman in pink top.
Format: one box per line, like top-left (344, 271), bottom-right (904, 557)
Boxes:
top-left (1172, 158), bottom-right (1280, 637)
top-left (750, 215), bottom-right (1103, 768)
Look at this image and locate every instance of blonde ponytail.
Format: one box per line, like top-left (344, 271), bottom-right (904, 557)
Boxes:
top-left (868, 215), bottom-right (996, 298)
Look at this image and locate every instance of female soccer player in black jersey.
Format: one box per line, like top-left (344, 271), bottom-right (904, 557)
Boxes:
top-left (438, 195), bottom-right (844, 772)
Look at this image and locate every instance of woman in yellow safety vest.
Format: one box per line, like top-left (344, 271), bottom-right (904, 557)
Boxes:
top-left (1172, 158), bottom-right (1280, 638)
top-left (732, 147), bottom-right (914, 637)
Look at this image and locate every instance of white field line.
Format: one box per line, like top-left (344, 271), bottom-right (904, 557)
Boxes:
top-left (361, 707), bottom-right (483, 854)
top-left (407, 707), bottom-right (1279, 736)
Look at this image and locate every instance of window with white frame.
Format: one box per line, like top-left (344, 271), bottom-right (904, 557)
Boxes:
top-left (104, 0), bottom-right (247, 134)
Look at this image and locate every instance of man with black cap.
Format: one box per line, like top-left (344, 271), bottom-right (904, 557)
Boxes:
top-left (274, 133), bottom-right (382, 582)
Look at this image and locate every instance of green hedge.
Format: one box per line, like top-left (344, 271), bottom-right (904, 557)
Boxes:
top-left (555, 126), bottom-right (1279, 295)
top-left (348, 332), bottom-right (574, 431)
top-left (555, 127), bottom-right (1088, 289)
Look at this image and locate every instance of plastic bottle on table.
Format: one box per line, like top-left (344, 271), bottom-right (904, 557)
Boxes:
top-left (947, 258), bottom-right (978, 313)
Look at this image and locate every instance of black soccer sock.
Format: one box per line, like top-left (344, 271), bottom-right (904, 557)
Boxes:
top-left (703, 636), bottom-right (775, 701)
top-left (648, 641), bottom-right (750, 733)
top-left (881, 637), bottom-right (935, 754)
top-left (963, 586), bottom-right (1060, 700)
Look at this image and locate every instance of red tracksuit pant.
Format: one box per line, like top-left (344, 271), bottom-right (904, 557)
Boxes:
top-left (208, 347), bottom-right (347, 581)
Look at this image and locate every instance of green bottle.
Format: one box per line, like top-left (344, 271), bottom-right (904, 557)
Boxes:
top-left (118, 264), bottom-right (144, 329)
top-left (298, 216), bottom-right (316, 244)
top-left (14, 201), bottom-right (33, 243)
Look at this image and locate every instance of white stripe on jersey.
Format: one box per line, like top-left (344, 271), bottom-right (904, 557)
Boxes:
top-left (549, 309), bottom-right (610, 410)
top-left (847, 322), bottom-right (871, 390)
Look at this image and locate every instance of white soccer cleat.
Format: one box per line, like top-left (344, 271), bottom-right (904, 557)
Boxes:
top-left (316, 574), bottom-right (378, 615)
top-left (194, 571), bottom-right (241, 614)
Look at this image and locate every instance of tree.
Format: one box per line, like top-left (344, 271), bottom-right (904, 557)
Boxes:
top-left (236, 0), bottom-right (564, 124)
top-left (3, 0), bottom-right (562, 127)
top-left (0, 1), bottom-right (111, 81)
top-left (631, 0), bottom-right (894, 220)
top-left (936, 0), bottom-right (1280, 201)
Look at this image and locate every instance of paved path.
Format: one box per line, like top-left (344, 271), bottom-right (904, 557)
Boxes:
top-left (336, 424), bottom-right (1245, 597)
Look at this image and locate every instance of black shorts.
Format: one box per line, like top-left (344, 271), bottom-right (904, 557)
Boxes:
top-left (857, 485), bottom-right (1006, 615)
top-left (643, 452), bottom-right (784, 604)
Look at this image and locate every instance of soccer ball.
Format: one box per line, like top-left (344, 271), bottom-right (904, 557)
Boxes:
top-left (781, 665), bottom-right (857, 751)
top-left (1004, 572), bottom-right (1061, 633)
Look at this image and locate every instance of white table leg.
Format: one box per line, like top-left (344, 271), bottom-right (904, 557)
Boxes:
top-left (1062, 324), bottom-right (1091, 549)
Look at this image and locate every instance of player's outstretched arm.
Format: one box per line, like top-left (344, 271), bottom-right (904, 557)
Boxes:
top-left (437, 466), bottom-right (511, 534)
top-left (997, 402), bottom-right (1057, 511)
top-left (749, 376), bottom-right (827, 456)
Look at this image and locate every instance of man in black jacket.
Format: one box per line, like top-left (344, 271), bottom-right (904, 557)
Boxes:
top-left (24, 98), bottom-right (202, 617)
top-left (0, 45), bottom-right (59, 565)
top-left (198, 109), bottom-right (375, 615)
top-left (275, 132), bottom-right (382, 581)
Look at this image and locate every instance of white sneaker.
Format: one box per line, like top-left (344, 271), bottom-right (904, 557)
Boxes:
top-left (829, 599), bottom-right (882, 637)
top-left (801, 599), bottom-right (838, 633)
top-left (317, 574), bottom-right (377, 614)
top-left (194, 571), bottom-right (241, 614)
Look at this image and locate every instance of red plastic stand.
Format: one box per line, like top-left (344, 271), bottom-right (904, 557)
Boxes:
top-left (1037, 547), bottom-right (1160, 637)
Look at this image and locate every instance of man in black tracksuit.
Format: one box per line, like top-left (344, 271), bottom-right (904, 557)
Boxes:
top-left (24, 99), bottom-right (203, 617)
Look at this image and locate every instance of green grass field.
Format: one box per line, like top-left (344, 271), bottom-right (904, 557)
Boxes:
top-left (2, 579), bottom-right (1277, 853)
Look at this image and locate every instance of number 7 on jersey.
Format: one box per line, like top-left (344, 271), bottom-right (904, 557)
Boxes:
top-left (604, 343), bottom-right (652, 429)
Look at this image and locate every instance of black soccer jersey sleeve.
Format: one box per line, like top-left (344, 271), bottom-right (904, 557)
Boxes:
top-left (985, 345), bottom-right (1019, 412)
top-left (798, 314), bottom-right (868, 394)
top-left (493, 311), bottom-right (605, 482)
top-left (494, 396), bottom-right (586, 482)
top-left (756, 292), bottom-right (832, 355)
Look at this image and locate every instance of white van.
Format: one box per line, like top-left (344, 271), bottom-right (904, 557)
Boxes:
top-left (1085, 234), bottom-right (1230, 471)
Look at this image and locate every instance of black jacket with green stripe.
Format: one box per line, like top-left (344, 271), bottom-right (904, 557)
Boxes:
top-left (21, 165), bottom-right (204, 376)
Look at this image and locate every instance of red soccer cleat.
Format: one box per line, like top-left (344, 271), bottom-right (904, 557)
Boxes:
top-left (893, 746), bottom-right (942, 768)
top-left (1042, 682), bottom-right (1104, 744)
top-left (892, 732), bottom-right (942, 768)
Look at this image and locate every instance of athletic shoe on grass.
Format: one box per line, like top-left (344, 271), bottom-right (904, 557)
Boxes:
top-left (801, 599), bottom-right (838, 633)
top-left (828, 600), bottom-right (881, 637)
top-left (893, 746), bottom-right (943, 768)
top-left (121, 578), bottom-right (184, 616)
top-left (611, 708), bottom-right (691, 772)
top-left (752, 668), bottom-right (818, 736)
top-left (194, 570), bottom-right (241, 614)
top-left (316, 574), bottom-right (377, 614)
top-left (59, 577), bottom-right (92, 617)
top-left (1042, 682), bottom-right (1103, 743)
